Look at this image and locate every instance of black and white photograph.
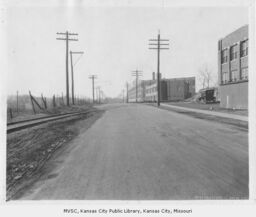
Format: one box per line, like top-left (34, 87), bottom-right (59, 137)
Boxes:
top-left (0, 0), bottom-right (256, 216)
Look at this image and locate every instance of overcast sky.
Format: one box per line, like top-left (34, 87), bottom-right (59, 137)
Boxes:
top-left (6, 5), bottom-right (248, 98)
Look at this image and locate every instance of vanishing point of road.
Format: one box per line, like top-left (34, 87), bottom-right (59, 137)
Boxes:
top-left (21, 103), bottom-right (248, 200)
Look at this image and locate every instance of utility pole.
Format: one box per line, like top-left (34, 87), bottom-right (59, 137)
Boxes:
top-left (126, 82), bottom-right (129, 103)
top-left (96, 86), bottom-right (101, 104)
top-left (70, 51), bottom-right (84, 105)
top-left (89, 75), bottom-right (97, 103)
top-left (149, 30), bottom-right (169, 106)
top-left (131, 69), bottom-right (143, 103)
top-left (56, 31), bottom-right (78, 106)
top-left (122, 89), bottom-right (125, 103)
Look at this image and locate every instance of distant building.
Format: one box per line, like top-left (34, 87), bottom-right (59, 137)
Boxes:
top-left (129, 72), bottom-right (195, 102)
top-left (128, 79), bottom-right (155, 102)
top-left (218, 25), bottom-right (248, 109)
top-left (164, 77), bottom-right (195, 101)
top-left (144, 80), bottom-right (167, 102)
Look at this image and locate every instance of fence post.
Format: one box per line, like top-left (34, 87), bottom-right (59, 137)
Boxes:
top-left (29, 91), bottom-right (36, 114)
top-left (53, 95), bottom-right (56, 107)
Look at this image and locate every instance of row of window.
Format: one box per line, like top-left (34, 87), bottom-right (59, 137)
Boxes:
top-left (146, 87), bottom-right (157, 94)
top-left (221, 67), bottom-right (248, 84)
top-left (221, 39), bottom-right (248, 64)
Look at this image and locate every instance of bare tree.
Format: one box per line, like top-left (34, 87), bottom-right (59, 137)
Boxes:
top-left (198, 64), bottom-right (215, 89)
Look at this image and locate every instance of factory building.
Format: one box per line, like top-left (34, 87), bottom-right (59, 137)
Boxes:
top-left (144, 80), bottom-right (167, 102)
top-left (128, 79), bottom-right (155, 102)
top-left (218, 25), bottom-right (248, 109)
top-left (128, 72), bottom-right (195, 103)
top-left (164, 77), bottom-right (195, 101)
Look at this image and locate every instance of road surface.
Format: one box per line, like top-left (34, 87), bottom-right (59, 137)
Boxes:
top-left (20, 103), bottom-right (248, 200)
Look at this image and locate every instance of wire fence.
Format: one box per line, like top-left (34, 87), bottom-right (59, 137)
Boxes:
top-left (7, 92), bottom-right (91, 121)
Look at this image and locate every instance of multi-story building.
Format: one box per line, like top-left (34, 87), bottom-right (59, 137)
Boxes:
top-left (144, 80), bottom-right (167, 102)
top-left (218, 25), bottom-right (248, 109)
top-left (128, 79), bottom-right (155, 102)
top-left (128, 72), bottom-right (195, 103)
top-left (145, 77), bottom-right (195, 102)
top-left (164, 77), bottom-right (195, 101)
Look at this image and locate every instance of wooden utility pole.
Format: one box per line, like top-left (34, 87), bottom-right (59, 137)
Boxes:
top-left (70, 51), bottom-right (84, 105)
top-left (96, 86), bottom-right (101, 104)
top-left (126, 82), bottom-right (129, 103)
top-left (131, 69), bottom-right (143, 103)
top-left (149, 31), bottom-right (169, 106)
top-left (122, 89), bottom-right (125, 103)
top-left (88, 75), bottom-right (97, 103)
top-left (56, 31), bottom-right (78, 106)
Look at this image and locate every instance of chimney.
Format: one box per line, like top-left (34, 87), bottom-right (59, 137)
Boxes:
top-left (152, 72), bottom-right (155, 80)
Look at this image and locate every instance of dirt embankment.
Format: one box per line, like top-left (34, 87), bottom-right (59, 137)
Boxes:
top-left (6, 109), bottom-right (104, 200)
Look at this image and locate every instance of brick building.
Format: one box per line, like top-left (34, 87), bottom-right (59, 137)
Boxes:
top-left (218, 25), bottom-right (248, 109)
top-left (144, 76), bottom-right (195, 102)
top-left (129, 72), bottom-right (195, 103)
top-left (128, 79), bottom-right (155, 102)
top-left (164, 77), bottom-right (195, 101)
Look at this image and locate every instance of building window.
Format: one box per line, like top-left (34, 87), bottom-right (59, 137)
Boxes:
top-left (221, 49), bottom-right (228, 64)
top-left (241, 67), bottom-right (248, 80)
top-left (230, 45), bottom-right (238, 61)
top-left (222, 71), bottom-right (228, 84)
top-left (241, 39), bottom-right (248, 57)
top-left (230, 70), bottom-right (238, 82)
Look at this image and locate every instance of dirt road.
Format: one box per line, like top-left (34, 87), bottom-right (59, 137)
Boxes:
top-left (20, 103), bottom-right (248, 200)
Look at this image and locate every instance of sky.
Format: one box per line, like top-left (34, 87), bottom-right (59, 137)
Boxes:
top-left (6, 4), bottom-right (248, 98)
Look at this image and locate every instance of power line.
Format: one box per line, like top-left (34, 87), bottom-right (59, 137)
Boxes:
top-left (131, 69), bottom-right (143, 103)
top-left (88, 75), bottom-right (97, 103)
top-left (148, 30), bottom-right (169, 107)
top-left (56, 31), bottom-right (78, 106)
top-left (70, 51), bottom-right (84, 105)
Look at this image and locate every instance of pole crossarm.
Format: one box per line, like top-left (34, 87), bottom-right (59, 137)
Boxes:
top-left (149, 48), bottom-right (169, 50)
top-left (71, 51), bottom-right (84, 54)
top-left (149, 43), bottom-right (170, 46)
top-left (149, 39), bottom-right (169, 41)
top-left (57, 32), bottom-right (78, 35)
top-left (56, 38), bottom-right (78, 41)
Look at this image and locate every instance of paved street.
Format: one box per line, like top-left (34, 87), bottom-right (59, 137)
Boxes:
top-left (20, 103), bottom-right (248, 200)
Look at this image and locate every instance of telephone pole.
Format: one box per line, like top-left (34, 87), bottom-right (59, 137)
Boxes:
top-left (149, 30), bottom-right (169, 106)
top-left (70, 51), bottom-right (84, 105)
top-left (131, 69), bottom-right (143, 103)
top-left (126, 82), bottom-right (129, 103)
top-left (56, 31), bottom-right (78, 106)
top-left (96, 86), bottom-right (101, 104)
top-left (122, 89), bottom-right (125, 103)
top-left (89, 75), bottom-right (97, 103)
